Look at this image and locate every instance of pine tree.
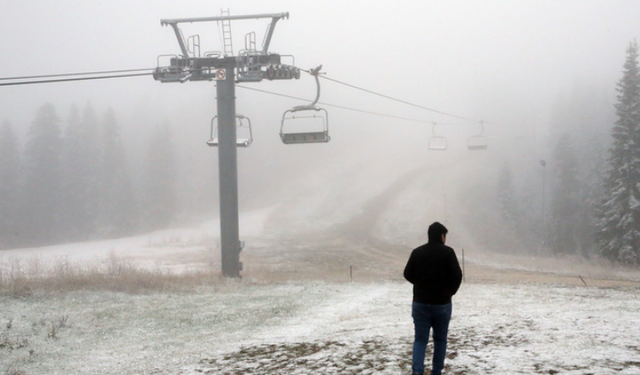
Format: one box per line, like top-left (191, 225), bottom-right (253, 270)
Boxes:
top-left (0, 121), bottom-right (21, 248)
top-left (61, 103), bottom-right (102, 240)
top-left (97, 108), bottom-right (138, 237)
top-left (61, 104), bottom-right (85, 240)
top-left (548, 85), bottom-right (613, 257)
top-left (549, 133), bottom-right (582, 255)
top-left (598, 40), bottom-right (640, 265)
top-left (497, 162), bottom-right (518, 226)
top-left (581, 133), bottom-right (608, 254)
top-left (142, 123), bottom-right (177, 230)
top-left (79, 103), bottom-right (102, 233)
top-left (22, 103), bottom-right (63, 245)
top-left (518, 174), bottom-right (541, 247)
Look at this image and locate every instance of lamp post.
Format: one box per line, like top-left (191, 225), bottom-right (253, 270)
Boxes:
top-left (540, 159), bottom-right (546, 234)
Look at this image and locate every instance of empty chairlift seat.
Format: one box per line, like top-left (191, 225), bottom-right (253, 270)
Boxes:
top-left (428, 136), bottom-right (448, 150)
top-left (280, 106), bottom-right (330, 144)
top-left (467, 121), bottom-right (488, 151)
top-left (428, 122), bottom-right (447, 151)
top-left (279, 65), bottom-right (330, 145)
top-left (467, 136), bottom-right (488, 150)
top-left (207, 115), bottom-right (253, 147)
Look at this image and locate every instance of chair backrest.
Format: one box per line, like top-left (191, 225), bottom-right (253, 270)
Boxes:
top-left (280, 131), bottom-right (330, 144)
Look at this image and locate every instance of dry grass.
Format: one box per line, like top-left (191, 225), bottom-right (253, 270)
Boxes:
top-left (2, 230), bottom-right (638, 298)
top-left (0, 252), bottom-right (224, 297)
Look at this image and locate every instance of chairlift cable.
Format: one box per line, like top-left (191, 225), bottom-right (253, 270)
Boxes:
top-left (0, 72), bottom-right (153, 87)
top-left (318, 74), bottom-right (482, 123)
top-left (0, 68), bottom-right (155, 82)
top-left (294, 66), bottom-right (483, 123)
top-left (237, 84), bottom-right (444, 125)
top-left (0, 64), bottom-right (485, 126)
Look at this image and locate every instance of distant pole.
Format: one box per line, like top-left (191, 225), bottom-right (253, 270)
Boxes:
top-left (217, 67), bottom-right (241, 278)
top-left (540, 160), bottom-right (546, 235)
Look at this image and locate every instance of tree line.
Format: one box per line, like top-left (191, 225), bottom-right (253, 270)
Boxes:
top-left (498, 40), bottom-right (640, 266)
top-left (0, 103), bottom-right (177, 249)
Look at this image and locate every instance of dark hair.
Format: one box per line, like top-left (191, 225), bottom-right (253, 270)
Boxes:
top-left (428, 222), bottom-right (448, 243)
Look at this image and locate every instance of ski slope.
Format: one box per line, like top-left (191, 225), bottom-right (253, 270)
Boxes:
top-left (2, 158), bottom-right (640, 374)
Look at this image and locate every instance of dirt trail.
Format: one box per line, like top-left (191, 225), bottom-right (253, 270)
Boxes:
top-left (243, 159), bottom-right (640, 289)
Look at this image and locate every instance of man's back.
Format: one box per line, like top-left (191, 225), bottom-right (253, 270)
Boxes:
top-left (403, 242), bottom-right (462, 305)
top-left (405, 222), bottom-right (462, 375)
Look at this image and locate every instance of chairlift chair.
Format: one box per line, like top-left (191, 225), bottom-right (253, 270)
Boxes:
top-left (467, 121), bottom-right (488, 150)
top-left (428, 122), bottom-right (447, 151)
top-left (279, 65), bottom-right (330, 144)
top-left (280, 106), bottom-right (329, 144)
top-left (207, 115), bottom-right (253, 147)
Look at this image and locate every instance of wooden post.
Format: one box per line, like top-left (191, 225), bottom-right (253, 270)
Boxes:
top-left (462, 248), bottom-right (465, 282)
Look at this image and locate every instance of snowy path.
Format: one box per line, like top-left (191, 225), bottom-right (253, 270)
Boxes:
top-left (251, 282), bottom-right (410, 343)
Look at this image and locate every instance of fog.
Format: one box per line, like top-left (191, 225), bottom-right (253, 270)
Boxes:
top-left (0, 0), bottom-right (637, 254)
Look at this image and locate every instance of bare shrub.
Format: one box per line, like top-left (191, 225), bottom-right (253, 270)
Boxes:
top-left (57, 315), bottom-right (68, 328)
top-left (0, 334), bottom-right (28, 350)
top-left (47, 325), bottom-right (57, 340)
top-left (0, 254), bottom-right (223, 296)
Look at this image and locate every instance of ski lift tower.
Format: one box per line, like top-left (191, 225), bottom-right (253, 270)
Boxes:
top-left (153, 11), bottom-right (300, 277)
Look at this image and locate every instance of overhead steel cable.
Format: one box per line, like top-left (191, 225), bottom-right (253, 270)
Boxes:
top-left (0, 68), bottom-right (155, 81)
top-left (237, 84), bottom-right (459, 125)
top-left (0, 72), bottom-right (154, 86)
top-left (293, 65), bottom-right (483, 123)
top-left (0, 65), bottom-right (484, 124)
top-left (318, 74), bottom-right (482, 123)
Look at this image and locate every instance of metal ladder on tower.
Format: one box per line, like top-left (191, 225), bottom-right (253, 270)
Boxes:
top-left (221, 9), bottom-right (233, 56)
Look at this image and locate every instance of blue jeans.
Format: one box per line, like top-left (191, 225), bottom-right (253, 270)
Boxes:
top-left (411, 302), bottom-right (452, 375)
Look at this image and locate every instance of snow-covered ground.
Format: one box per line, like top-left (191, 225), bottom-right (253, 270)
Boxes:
top-left (1, 279), bottom-right (639, 374)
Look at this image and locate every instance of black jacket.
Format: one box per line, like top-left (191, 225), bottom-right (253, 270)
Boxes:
top-left (403, 240), bottom-right (463, 305)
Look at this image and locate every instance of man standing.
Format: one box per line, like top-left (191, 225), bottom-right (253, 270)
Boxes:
top-left (403, 222), bottom-right (463, 375)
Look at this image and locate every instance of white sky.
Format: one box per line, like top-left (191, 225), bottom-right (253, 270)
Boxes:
top-left (0, 0), bottom-right (638, 206)
top-left (1, 0), bottom-right (637, 126)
